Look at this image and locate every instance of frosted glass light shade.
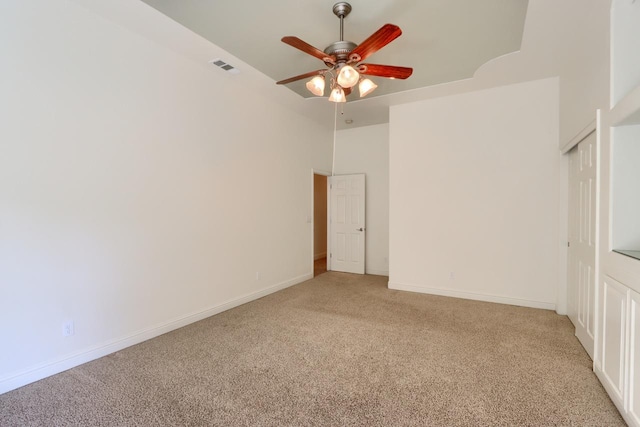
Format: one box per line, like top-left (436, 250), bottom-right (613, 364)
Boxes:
top-left (305, 76), bottom-right (325, 96)
top-left (337, 65), bottom-right (359, 88)
top-left (328, 86), bottom-right (346, 103)
top-left (358, 78), bottom-right (378, 97)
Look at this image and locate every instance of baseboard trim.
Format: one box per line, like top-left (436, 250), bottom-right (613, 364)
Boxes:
top-left (387, 281), bottom-right (556, 311)
top-left (0, 273), bottom-right (312, 395)
top-left (366, 269), bottom-right (389, 277)
top-left (314, 252), bottom-right (327, 261)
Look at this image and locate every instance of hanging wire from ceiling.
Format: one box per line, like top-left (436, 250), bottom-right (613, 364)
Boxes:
top-left (332, 102), bottom-right (338, 177)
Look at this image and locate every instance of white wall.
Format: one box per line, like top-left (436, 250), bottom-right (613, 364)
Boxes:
top-left (464, 0), bottom-right (609, 147)
top-left (334, 124), bottom-right (390, 276)
top-left (389, 78), bottom-right (561, 310)
top-left (611, 0), bottom-right (640, 106)
top-left (0, 1), bottom-right (333, 393)
top-left (612, 125), bottom-right (640, 250)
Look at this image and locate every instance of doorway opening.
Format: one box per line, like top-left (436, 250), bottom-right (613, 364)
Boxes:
top-left (313, 173), bottom-right (328, 276)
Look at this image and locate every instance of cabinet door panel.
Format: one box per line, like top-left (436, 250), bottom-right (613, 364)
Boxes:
top-left (628, 290), bottom-right (640, 424)
top-left (602, 276), bottom-right (628, 403)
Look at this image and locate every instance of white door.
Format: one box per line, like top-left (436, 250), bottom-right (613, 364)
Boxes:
top-left (567, 131), bottom-right (597, 358)
top-left (329, 174), bottom-right (365, 274)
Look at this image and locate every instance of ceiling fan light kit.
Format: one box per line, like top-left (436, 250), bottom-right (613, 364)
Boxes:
top-left (276, 2), bottom-right (413, 103)
top-left (328, 86), bottom-right (347, 103)
top-left (306, 75), bottom-right (326, 96)
top-left (358, 78), bottom-right (378, 98)
top-left (337, 64), bottom-right (359, 88)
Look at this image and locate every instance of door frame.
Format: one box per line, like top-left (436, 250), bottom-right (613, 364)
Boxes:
top-left (311, 169), bottom-right (331, 275)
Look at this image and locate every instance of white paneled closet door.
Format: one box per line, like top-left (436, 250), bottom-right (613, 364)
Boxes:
top-left (567, 131), bottom-right (597, 358)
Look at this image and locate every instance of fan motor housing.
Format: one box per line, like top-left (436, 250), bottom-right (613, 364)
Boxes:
top-left (324, 40), bottom-right (357, 62)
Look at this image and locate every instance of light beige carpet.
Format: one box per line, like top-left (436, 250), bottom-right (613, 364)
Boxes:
top-left (0, 273), bottom-right (625, 426)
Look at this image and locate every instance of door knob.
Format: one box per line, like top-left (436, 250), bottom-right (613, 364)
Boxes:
top-left (357, 227), bottom-right (364, 231)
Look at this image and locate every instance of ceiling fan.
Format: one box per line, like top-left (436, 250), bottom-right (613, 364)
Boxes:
top-left (276, 2), bottom-right (413, 102)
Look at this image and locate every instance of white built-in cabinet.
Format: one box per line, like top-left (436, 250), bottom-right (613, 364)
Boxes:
top-left (595, 1), bottom-right (640, 425)
top-left (600, 276), bottom-right (629, 403)
top-left (600, 279), bottom-right (640, 426)
top-left (629, 290), bottom-right (640, 425)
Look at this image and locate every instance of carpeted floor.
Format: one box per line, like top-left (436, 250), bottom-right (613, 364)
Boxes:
top-left (0, 273), bottom-right (625, 426)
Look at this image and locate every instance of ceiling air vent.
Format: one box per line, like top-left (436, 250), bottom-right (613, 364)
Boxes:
top-left (209, 58), bottom-right (240, 75)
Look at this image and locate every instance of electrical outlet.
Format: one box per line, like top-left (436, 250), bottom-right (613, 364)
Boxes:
top-left (63, 320), bottom-right (74, 337)
top-left (449, 272), bottom-right (455, 280)
top-left (255, 271), bottom-right (260, 280)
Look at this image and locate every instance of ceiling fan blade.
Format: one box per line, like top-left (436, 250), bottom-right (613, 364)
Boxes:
top-left (282, 36), bottom-right (336, 63)
top-left (349, 24), bottom-right (402, 62)
top-left (276, 69), bottom-right (326, 85)
top-left (358, 64), bottom-right (413, 80)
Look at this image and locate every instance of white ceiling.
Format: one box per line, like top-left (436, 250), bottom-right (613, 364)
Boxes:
top-left (76, 0), bottom-right (608, 136)
top-left (139, 0), bottom-right (528, 103)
